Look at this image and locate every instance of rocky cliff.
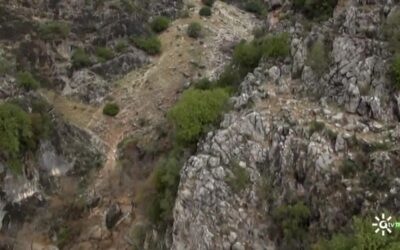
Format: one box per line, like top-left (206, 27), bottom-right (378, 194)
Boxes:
top-left (172, 1), bottom-right (400, 249)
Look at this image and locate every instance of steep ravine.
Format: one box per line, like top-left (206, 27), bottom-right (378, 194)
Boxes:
top-left (1, 1), bottom-right (260, 249)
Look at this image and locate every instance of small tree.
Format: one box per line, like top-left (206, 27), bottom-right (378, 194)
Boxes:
top-left (71, 48), bottom-right (92, 69)
top-left (167, 88), bottom-right (229, 144)
top-left (95, 47), bottom-right (115, 62)
top-left (187, 22), bottom-right (202, 38)
top-left (16, 71), bottom-right (40, 91)
top-left (150, 16), bottom-right (171, 33)
top-left (199, 6), bottom-right (212, 17)
top-left (103, 103), bottom-right (120, 117)
top-left (0, 103), bottom-right (32, 159)
top-left (132, 36), bottom-right (162, 55)
top-left (245, 0), bottom-right (267, 16)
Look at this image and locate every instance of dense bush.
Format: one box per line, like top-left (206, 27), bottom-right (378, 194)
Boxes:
top-left (225, 161), bottom-right (251, 193)
top-left (0, 103), bottom-right (32, 159)
top-left (187, 22), bottom-right (202, 38)
top-left (272, 202), bottom-right (311, 248)
top-left (151, 16), bottom-right (171, 33)
top-left (38, 21), bottom-right (70, 40)
top-left (216, 65), bottom-right (242, 88)
top-left (244, 0), bottom-right (267, 16)
top-left (391, 54), bottom-right (400, 90)
top-left (103, 103), bottom-right (120, 116)
top-left (233, 41), bottom-right (261, 71)
top-left (95, 47), bottom-right (115, 62)
top-left (313, 217), bottom-right (400, 250)
top-left (16, 71), bottom-right (40, 91)
top-left (145, 150), bottom-right (183, 224)
top-left (201, 0), bottom-right (215, 7)
top-left (306, 39), bottom-right (330, 77)
top-left (71, 48), bottom-right (92, 69)
top-left (340, 158), bottom-right (361, 178)
top-left (233, 33), bottom-right (290, 73)
top-left (167, 88), bottom-right (229, 145)
top-left (199, 6), bottom-right (212, 17)
top-left (0, 103), bottom-right (34, 174)
top-left (291, 0), bottom-right (337, 21)
top-left (193, 77), bottom-right (213, 89)
top-left (132, 36), bottom-right (162, 55)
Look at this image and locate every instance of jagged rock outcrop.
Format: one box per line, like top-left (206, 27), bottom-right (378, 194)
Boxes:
top-left (295, 2), bottom-right (399, 122)
top-left (173, 60), bottom-right (400, 249)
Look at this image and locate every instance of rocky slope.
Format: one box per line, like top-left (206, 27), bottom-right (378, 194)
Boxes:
top-left (172, 1), bottom-right (400, 249)
top-left (1, 0), bottom-right (400, 249)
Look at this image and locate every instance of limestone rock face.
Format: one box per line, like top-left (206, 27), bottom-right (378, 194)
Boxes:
top-left (173, 60), bottom-right (400, 249)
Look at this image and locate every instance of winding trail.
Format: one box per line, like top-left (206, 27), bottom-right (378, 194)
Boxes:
top-left (37, 1), bottom-right (260, 249)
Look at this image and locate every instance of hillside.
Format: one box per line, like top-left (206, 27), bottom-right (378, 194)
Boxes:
top-left (1, 0), bottom-right (400, 249)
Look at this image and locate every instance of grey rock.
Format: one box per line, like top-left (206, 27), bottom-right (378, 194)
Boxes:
top-left (345, 83), bottom-right (360, 113)
top-left (268, 66), bottom-right (281, 82)
top-left (63, 69), bottom-right (109, 104)
top-left (91, 51), bottom-right (149, 79)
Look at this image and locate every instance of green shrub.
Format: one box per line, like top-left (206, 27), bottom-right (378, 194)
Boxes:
top-left (132, 36), bottom-right (162, 55)
top-left (38, 21), bottom-right (70, 40)
top-left (256, 33), bottom-right (290, 59)
top-left (150, 16), bottom-right (171, 33)
top-left (291, 0), bottom-right (337, 21)
top-left (225, 161), bottom-right (251, 193)
top-left (201, 0), bottom-right (215, 7)
top-left (95, 47), bottom-right (115, 62)
top-left (216, 65), bottom-right (242, 88)
top-left (306, 39), bottom-right (330, 77)
top-left (193, 78), bottom-right (213, 89)
top-left (384, 9), bottom-right (400, 53)
top-left (16, 71), bottom-right (40, 91)
top-left (187, 22), bottom-right (202, 38)
top-left (233, 33), bottom-right (290, 73)
top-left (167, 88), bottom-right (229, 145)
top-left (245, 0), bottom-right (267, 16)
top-left (340, 158), bottom-right (361, 178)
top-left (0, 103), bottom-right (32, 164)
top-left (103, 103), bottom-right (120, 116)
top-left (309, 120), bottom-right (325, 135)
top-left (199, 6), bottom-right (212, 17)
top-left (115, 39), bottom-right (129, 53)
top-left (146, 150), bottom-right (184, 225)
top-left (391, 54), bottom-right (400, 90)
top-left (71, 48), bottom-right (92, 69)
top-left (233, 41), bottom-right (262, 71)
top-left (272, 202), bottom-right (311, 246)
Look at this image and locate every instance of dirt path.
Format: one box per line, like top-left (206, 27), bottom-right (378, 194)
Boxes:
top-left (33, 1), bottom-right (260, 249)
